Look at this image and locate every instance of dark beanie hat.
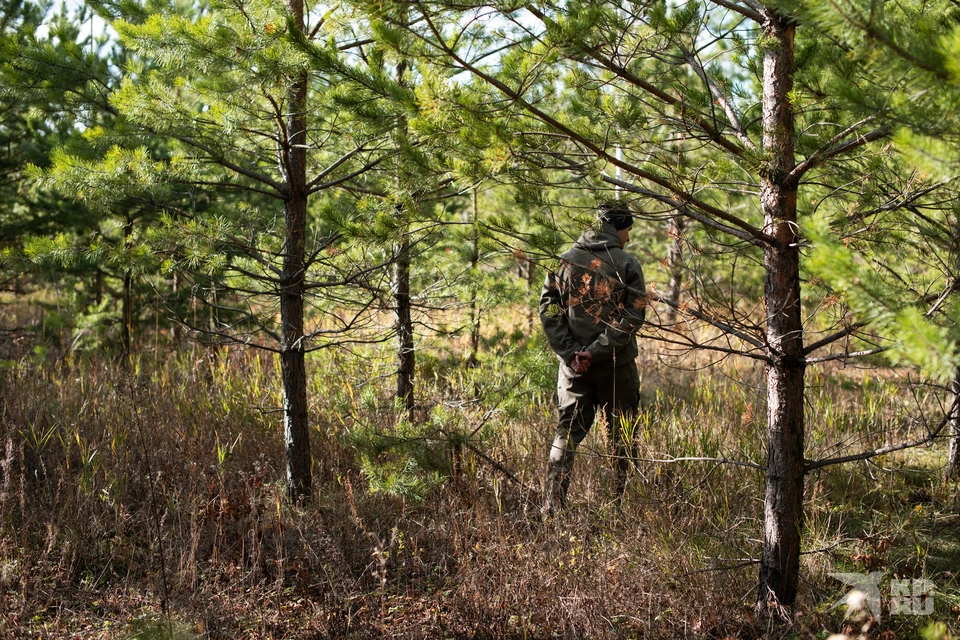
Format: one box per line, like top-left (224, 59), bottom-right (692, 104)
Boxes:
top-left (600, 202), bottom-right (633, 230)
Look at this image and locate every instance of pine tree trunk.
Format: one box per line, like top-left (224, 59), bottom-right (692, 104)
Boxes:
top-left (466, 188), bottom-right (480, 366)
top-left (664, 215), bottom-right (684, 325)
top-left (95, 269), bottom-right (103, 306)
top-left (122, 270), bottom-right (132, 353)
top-left (756, 10), bottom-right (806, 613)
top-left (279, 0), bottom-right (312, 502)
top-left (394, 232), bottom-right (415, 415)
top-left (665, 136), bottom-right (684, 326)
top-left (122, 217), bottom-right (133, 354)
top-left (526, 253), bottom-right (537, 333)
top-left (170, 272), bottom-right (180, 343)
top-left (947, 368), bottom-right (960, 480)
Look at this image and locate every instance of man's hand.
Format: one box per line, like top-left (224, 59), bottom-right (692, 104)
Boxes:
top-left (571, 349), bottom-right (592, 374)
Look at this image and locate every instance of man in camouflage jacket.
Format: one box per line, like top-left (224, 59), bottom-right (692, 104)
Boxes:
top-left (539, 202), bottom-right (647, 517)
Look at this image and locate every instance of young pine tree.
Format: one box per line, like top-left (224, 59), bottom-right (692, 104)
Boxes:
top-left (33, 0), bottom-right (399, 501)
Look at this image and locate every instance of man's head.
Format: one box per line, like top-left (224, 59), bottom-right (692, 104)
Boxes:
top-left (600, 201), bottom-right (633, 247)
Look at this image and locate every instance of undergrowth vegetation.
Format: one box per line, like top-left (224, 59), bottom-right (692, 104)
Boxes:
top-left (1, 305), bottom-right (960, 639)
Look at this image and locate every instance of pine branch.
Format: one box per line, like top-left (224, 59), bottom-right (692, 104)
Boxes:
top-left (174, 135), bottom-right (284, 192)
top-left (577, 49), bottom-right (748, 158)
top-left (830, 5), bottom-right (949, 81)
top-left (416, 12), bottom-right (771, 248)
top-left (521, 92), bottom-right (773, 243)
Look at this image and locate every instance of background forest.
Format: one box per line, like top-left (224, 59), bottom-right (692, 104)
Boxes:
top-left (3, 0), bottom-right (960, 637)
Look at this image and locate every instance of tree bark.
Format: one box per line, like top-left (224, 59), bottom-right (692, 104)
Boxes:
top-left (757, 10), bottom-right (806, 613)
top-left (170, 272), bottom-right (180, 343)
top-left (394, 230), bottom-right (415, 415)
top-left (279, 0), bottom-right (312, 502)
top-left (122, 217), bottom-right (134, 354)
top-left (526, 252), bottom-right (537, 333)
top-left (948, 368), bottom-right (960, 480)
top-left (664, 214), bottom-right (684, 326)
top-left (95, 268), bottom-right (103, 306)
top-left (122, 269), bottom-right (132, 353)
top-left (664, 135), bottom-right (684, 326)
top-left (466, 188), bottom-right (480, 366)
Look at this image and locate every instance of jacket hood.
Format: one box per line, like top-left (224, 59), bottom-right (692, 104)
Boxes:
top-left (575, 222), bottom-right (623, 251)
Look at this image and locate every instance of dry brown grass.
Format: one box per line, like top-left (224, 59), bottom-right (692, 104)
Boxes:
top-left (1, 318), bottom-right (959, 639)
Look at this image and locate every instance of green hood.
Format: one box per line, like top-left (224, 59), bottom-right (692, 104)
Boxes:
top-left (574, 223), bottom-right (623, 252)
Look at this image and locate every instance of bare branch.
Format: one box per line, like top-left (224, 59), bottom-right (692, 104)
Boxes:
top-left (602, 175), bottom-right (770, 247)
top-left (787, 125), bottom-right (889, 185)
top-left (187, 179), bottom-right (282, 200)
top-left (805, 398), bottom-right (956, 472)
top-left (338, 38), bottom-right (375, 51)
top-left (802, 322), bottom-right (867, 355)
top-left (308, 156), bottom-right (389, 194)
top-left (637, 454), bottom-right (765, 470)
top-left (306, 144), bottom-right (378, 191)
top-left (707, 0), bottom-right (763, 22)
top-left (683, 49), bottom-right (758, 151)
top-left (222, 232), bottom-right (283, 277)
top-left (926, 280), bottom-right (959, 318)
top-left (462, 440), bottom-right (529, 490)
top-left (648, 289), bottom-right (767, 350)
top-left (175, 135), bottom-right (284, 193)
top-left (804, 347), bottom-right (888, 365)
top-left (647, 332), bottom-right (772, 363)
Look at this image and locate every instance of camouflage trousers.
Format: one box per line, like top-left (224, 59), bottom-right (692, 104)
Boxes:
top-left (543, 361), bottom-right (640, 516)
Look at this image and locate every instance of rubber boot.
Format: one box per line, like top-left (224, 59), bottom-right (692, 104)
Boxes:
top-left (610, 416), bottom-right (637, 504)
top-left (614, 453), bottom-right (630, 502)
top-left (542, 434), bottom-right (574, 519)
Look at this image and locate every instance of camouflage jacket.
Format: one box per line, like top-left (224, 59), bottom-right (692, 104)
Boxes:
top-left (539, 222), bottom-right (646, 372)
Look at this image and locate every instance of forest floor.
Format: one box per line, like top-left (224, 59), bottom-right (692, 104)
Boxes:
top-left (1, 301), bottom-right (960, 639)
